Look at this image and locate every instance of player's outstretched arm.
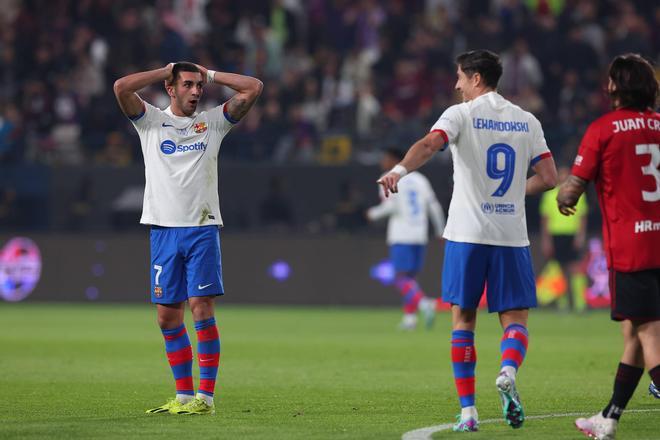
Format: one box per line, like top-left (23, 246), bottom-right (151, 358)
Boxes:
top-left (113, 64), bottom-right (174, 118)
top-left (526, 155), bottom-right (558, 195)
top-left (557, 175), bottom-right (588, 216)
top-left (378, 131), bottom-right (446, 197)
top-left (198, 64), bottom-right (263, 122)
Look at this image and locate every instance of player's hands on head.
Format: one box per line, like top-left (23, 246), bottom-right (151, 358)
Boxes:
top-left (164, 63), bottom-right (174, 84)
top-left (194, 64), bottom-right (210, 83)
top-left (377, 173), bottom-right (401, 198)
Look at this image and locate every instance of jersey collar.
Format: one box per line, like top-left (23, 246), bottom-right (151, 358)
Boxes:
top-left (164, 106), bottom-right (198, 120)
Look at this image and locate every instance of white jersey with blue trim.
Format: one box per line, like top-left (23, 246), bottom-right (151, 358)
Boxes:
top-left (367, 171), bottom-right (446, 245)
top-left (431, 91), bottom-right (551, 246)
top-left (129, 101), bottom-right (235, 227)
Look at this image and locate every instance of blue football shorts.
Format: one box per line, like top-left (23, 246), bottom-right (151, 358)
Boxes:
top-left (441, 240), bottom-right (537, 312)
top-left (390, 244), bottom-right (426, 275)
top-left (150, 225), bottom-right (224, 304)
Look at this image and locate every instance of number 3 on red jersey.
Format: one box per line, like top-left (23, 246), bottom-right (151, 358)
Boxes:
top-left (636, 143), bottom-right (660, 202)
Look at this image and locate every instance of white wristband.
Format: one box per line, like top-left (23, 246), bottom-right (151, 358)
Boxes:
top-left (206, 69), bottom-right (216, 84)
top-left (391, 164), bottom-right (408, 177)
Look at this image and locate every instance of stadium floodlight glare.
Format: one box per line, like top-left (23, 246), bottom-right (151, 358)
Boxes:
top-left (268, 260), bottom-right (291, 281)
top-left (369, 259), bottom-right (396, 286)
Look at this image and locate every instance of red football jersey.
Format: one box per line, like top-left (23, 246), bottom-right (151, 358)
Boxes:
top-left (572, 108), bottom-right (660, 272)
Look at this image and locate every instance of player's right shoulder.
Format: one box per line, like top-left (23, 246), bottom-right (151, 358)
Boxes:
top-left (131, 101), bottom-right (164, 126)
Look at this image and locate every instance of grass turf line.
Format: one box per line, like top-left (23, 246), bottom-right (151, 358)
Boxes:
top-left (0, 304), bottom-right (656, 439)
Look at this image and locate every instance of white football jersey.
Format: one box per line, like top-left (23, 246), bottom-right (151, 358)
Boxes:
top-left (367, 171), bottom-right (446, 245)
top-left (431, 91), bottom-right (551, 246)
top-left (130, 101), bottom-right (234, 227)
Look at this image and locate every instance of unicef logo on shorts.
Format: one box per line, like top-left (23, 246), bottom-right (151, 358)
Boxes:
top-left (160, 140), bottom-right (176, 155)
top-left (481, 202), bottom-right (494, 214)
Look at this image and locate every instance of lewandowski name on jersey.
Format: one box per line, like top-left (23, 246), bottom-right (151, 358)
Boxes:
top-left (472, 118), bottom-right (529, 132)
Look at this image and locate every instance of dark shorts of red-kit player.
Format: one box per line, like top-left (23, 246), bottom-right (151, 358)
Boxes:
top-left (609, 268), bottom-right (660, 323)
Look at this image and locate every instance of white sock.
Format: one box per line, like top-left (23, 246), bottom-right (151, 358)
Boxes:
top-left (418, 297), bottom-right (435, 310)
top-left (500, 365), bottom-right (516, 380)
top-left (403, 313), bottom-right (417, 324)
top-left (461, 406), bottom-right (478, 420)
top-left (196, 392), bottom-right (214, 406)
top-left (176, 393), bottom-right (194, 404)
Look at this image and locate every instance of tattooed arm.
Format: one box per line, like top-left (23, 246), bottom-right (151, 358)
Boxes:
top-left (196, 64), bottom-right (263, 122)
top-left (556, 174), bottom-right (588, 216)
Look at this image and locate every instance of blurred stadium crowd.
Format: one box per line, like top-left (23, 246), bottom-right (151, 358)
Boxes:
top-left (0, 0), bottom-right (658, 167)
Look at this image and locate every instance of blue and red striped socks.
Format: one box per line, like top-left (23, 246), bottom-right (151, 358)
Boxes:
top-left (161, 324), bottom-right (194, 402)
top-left (395, 276), bottom-right (424, 314)
top-left (195, 317), bottom-right (221, 405)
top-left (451, 330), bottom-right (477, 410)
top-left (500, 324), bottom-right (529, 378)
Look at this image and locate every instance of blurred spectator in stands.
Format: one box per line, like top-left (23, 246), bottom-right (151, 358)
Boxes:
top-left (0, 0), bottom-right (657, 167)
top-left (257, 97), bottom-right (289, 161)
top-left (500, 37), bottom-right (543, 99)
top-left (607, 1), bottom-right (652, 59)
top-left (95, 131), bottom-right (133, 167)
top-left (0, 187), bottom-right (19, 229)
top-left (278, 104), bottom-right (318, 163)
top-left (259, 176), bottom-right (295, 230)
top-left (22, 79), bottom-right (54, 163)
top-left (51, 74), bottom-right (83, 165)
top-left (559, 26), bottom-right (600, 87)
top-left (384, 57), bottom-right (430, 122)
top-left (67, 174), bottom-right (94, 231)
top-left (333, 179), bottom-right (367, 232)
top-left (513, 85), bottom-right (546, 117)
top-left (652, 5), bottom-right (660, 55)
top-left (355, 82), bottom-right (380, 142)
top-left (354, 0), bottom-right (386, 56)
top-left (0, 103), bottom-right (22, 163)
top-left (557, 69), bottom-right (590, 149)
top-left (300, 77), bottom-right (327, 132)
top-left (572, 0), bottom-right (607, 64)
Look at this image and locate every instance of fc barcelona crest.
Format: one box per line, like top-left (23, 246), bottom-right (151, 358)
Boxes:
top-left (193, 122), bottom-right (208, 133)
top-left (154, 286), bottom-right (163, 298)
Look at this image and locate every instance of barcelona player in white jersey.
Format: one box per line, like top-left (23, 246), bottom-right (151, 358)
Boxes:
top-left (114, 62), bottom-right (262, 415)
top-left (378, 50), bottom-right (558, 432)
top-left (367, 148), bottom-right (446, 330)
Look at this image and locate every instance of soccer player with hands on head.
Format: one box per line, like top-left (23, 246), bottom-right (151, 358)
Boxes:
top-left (380, 49), bottom-right (558, 433)
top-left (113, 61), bottom-right (262, 415)
top-left (557, 53), bottom-right (660, 440)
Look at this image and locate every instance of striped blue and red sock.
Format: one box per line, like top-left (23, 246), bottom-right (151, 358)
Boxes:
top-left (195, 317), bottom-right (220, 404)
top-left (451, 330), bottom-right (477, 409)
top-left (395, 276), bottom-right (424, 314)
top-left (500, 324), bottom-right (529, 378)
top-left (161, 324), bottom-right (194, 400)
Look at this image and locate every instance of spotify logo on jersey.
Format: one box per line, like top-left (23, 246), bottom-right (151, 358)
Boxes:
top-left (160, 140), bottom-right (176, 155)
top-left (160, 139), bottom-right (207, 155)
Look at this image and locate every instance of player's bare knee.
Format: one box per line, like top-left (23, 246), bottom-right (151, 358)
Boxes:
top-left (157, 313), bottom-right (182, 329)
top-left (452, 306), bottom-right (477, 330)
top-left (156, 303), bottom-right (184, 329)
top-left (636, 320), bottom-right (660, 343)
top-left (189, 297), bottom-right (215, 321)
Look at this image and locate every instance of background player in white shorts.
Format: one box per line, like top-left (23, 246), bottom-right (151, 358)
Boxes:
top-left (367, 148), bottom-right (445, 330)
top-left (114, 62), bottom-right (262, 415)
top-left (378, 50), bottom-right (557, 432)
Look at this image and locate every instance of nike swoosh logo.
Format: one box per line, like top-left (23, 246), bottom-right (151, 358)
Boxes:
top-left (162, 123), bottom-right (174, 127)
top-left (198, 283), bottom-right (213, 290)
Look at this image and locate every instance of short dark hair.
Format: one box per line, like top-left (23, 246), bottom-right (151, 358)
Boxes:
top-left (384, 147), bottom-right (405, 161)
top-left (455, 50), bottom-right (502, 89)
top-left (608, 53), bottom-right (658, 111)
top-left (168, 62), bottom-right (201, 86)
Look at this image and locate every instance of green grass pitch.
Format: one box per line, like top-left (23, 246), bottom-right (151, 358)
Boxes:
top-left (0, 304), bottom-right (657, 439)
